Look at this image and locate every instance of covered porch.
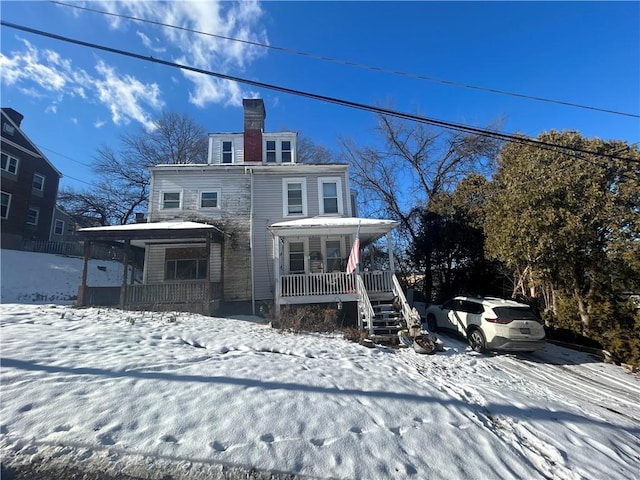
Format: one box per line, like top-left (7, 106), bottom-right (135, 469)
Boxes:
top-left (76, 221), bottom-right (225, 315)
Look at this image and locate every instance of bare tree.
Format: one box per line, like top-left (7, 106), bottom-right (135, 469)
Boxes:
top-left (341, 113), bottom-right (501, 297)
top-left (59, 111), bottom-right (207, 226)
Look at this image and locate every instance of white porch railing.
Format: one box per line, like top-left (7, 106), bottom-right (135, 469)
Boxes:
top-left (280, 270), bottom-right (393, 298)
top-left (392, 274), bottom-right (412, 327)
top-left (356, 275), bottom-right (375, 334)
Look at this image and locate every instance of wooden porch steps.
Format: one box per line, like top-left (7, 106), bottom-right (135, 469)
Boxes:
top-left (364, 300), bottom-right (405, 343)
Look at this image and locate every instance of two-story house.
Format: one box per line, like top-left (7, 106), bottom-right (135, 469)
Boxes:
top-left (1, 108), bottom-right (62, 250)
top-left (77, 99), bottom-right (409, 340)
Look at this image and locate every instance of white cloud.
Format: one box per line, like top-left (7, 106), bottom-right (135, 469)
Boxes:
top-left (135, 31), bottom-right (166, 54)
top-left (1, 38), bottom-right (163, 130)
top-left (94, 119), bottom-right (106, 128)
top-left (92, 0), bottom-right (269, 107)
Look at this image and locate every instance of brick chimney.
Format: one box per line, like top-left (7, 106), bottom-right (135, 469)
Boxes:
top-left (3, 108), bottom-right (24, 127)
top-left (243, 98), bottom-right (265, 162)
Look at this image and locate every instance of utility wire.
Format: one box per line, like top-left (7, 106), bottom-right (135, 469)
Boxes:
top-left (2, 21), bottom-right (638, 167)
top-left (48, 0), bottom-right (640, 119)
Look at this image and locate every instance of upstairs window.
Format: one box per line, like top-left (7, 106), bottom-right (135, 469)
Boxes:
top-left (27, 207), bottom-right (39, 226)
top-left (3, 123), bottom-right (15, 135)
top-left (200, 191), bottom-right (219, 209)
top-left (266, 140), bottom-right (277, 163)
top-left (1, 153), bottom-right (18, 175)
top-left (222, 141), bottom-right (233, 164)
top-left (54, 219), bottom-right (64, 235)
top-left (162, 191), bottom-right (181, 209)
top-left (1, 192), bottom-right (10, 219)
top-left (318, 177), bottom-right (343, 215)
top-left (283, 178), bottom-right (307, 217)
top-left (281, 141), bottom-right (292, 163)
top-left (33, 173), bottom-right (45, 191)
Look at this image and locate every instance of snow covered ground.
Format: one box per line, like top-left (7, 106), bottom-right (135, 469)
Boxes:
top-left (1, 250), bottom-right (640, 479)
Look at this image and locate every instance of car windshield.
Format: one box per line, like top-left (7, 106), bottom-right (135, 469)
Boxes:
top-left (493, 306), bottom-right (539, 320)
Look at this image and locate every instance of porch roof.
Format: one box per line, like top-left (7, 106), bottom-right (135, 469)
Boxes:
top-left (77, 221), bottom-right (225, 242)
top-left (269, 216), bottom-right (397, 243)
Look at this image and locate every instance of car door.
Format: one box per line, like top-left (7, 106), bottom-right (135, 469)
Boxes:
top-left (447, 299), bottom-right (468, 335)
top-left (439, 299), bottom-right (458, 331)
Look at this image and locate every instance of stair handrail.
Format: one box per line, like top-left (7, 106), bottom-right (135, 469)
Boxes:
top-left (391, 274), bottom-right (412, 328)
top-left (356, 274), bottom-right (375, 335)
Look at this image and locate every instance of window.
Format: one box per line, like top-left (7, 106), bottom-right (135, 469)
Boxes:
top-left (222, 141), bottom-right (233, 164)
top-left (281, 141), bottom-right (292, 163)
top-left (200, 191), bottom-right (219, 209)
top-left (287, 241), bottom-right (306, 274)
top-left (161, 192), bottom-right (181, 209)
top-left (1, 153), bottom-right (18, 174)
top-left (324, 239), bottom-right (343, 272)
top-left (1, 192), bottom-right (10, 219)
top-left (318, 177), bottom-right (343, 215)
top-left (26, 208), bottom-right (39, 226)
top-left (54, 219), bottom-right (64, 235)
top-left (3, 123), bottom-right (15, 135)
top-left (266, 141), bottom-right (276, 163)
top-left (283, 178), bottom-right (307, 217)
top-left (165, 247), bottom-right (208, 280)
top-left (33, 173), bottom-right (45, 191)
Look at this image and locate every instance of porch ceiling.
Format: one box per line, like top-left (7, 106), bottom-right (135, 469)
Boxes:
top-left (269, 216), bottom-right (397, 244)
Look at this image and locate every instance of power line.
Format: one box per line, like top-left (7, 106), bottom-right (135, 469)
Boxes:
top-left (2, 20), bottom-right (638, 168)
top-left (49, 0), bottom-right (639, 120)
top-left (38, 144), bottom-right (93, 167)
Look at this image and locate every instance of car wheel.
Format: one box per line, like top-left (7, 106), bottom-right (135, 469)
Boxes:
top-left (426, 314), bottom-right (438, 333)
top-left (468, 328), bottom-right (486, 353)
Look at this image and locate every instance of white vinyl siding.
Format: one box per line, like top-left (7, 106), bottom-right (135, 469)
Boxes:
top-left (208, 134), bottom-right (244, 164)
top-left (262, 133), bottom-right (297, 164)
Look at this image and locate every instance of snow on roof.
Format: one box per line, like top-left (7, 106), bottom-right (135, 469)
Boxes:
top-left (78, 221), bottom-right (217, 233)
top-left (270, 216), bottom-right (397, 230)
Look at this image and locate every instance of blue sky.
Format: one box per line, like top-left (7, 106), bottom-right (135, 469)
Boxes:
top-left (1, 1), bottom-right (638, 192)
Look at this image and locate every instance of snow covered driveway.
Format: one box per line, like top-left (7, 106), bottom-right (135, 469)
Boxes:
top-left (1, 304), bottom-right (639, 480)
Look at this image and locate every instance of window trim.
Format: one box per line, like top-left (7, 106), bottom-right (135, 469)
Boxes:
top-left (198, 190), bottom-right (221, 209)
top-left (3, 123), bottom-right (15, 135)
top-left (317, 177), bottom-right (344, 215)
top-left (282, 178), bottom-right (307, 217)
top-left (33, 173), bottom-right (45, 191)
top-left (1, 153), bottom-right (19, 175)
top-left (54, 219), bottom-right (65, 235)
top-left (285, 238), bottom-right (308, 275)
top-left (322, 237), bottom-right (345, 273)
top-left (26, 207), bottom-right (39, 226)
top-left (221, 140), bottom-right (233, 164)
top-left (1, 191), bottom-right (11, 219)
top-left (160, 190), bottom-right (182, 210)
top-left (265, 140), bottom-right (277, 163)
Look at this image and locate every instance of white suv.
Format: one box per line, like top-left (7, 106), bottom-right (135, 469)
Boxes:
top-left (425, 296), bottom-right (546, 353)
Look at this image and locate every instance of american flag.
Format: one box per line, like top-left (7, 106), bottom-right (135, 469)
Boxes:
top-left (346, 224), bottom-right (360, 274)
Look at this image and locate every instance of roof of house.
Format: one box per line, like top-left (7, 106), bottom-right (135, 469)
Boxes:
top-left (77, 221), bottom-right (225, 242)
top-left (269, 216), bottom-right (398, 243)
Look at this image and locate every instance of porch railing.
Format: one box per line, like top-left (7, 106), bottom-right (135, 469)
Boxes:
top-left (280, 270), bottom-right (392, 298)
top-left (126, 282), bottom-right (221, 304)
top-left (356, 275), bottom-right (375, 334)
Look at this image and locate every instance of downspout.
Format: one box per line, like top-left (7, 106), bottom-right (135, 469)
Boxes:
top-left (247, 167), bottom-right (256, 316)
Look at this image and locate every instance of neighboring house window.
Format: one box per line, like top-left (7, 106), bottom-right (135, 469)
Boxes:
top-left (222, 141), bottom-right (233, 164)
top-left (324, 239), bottom-right (343, 272)
top-left (33, 173), bottom-right (45, 191)
top-left (3, 123), bottom-right (15, 135)
top-left (165, 247), bottom-right (208, 280)
top-left (200, 191), bottom-right (219, 209)
top-left (266, 141), bottom-right (276, 163)
top-left (26, 207), bottom-right (39, 226)
top-left (54, 219), bottom-right (64, 235)
top-left (1, 191), bottom-right (10, 219)
top-left (281, 141), bottom-right (292, 163)
top-left (1, 153), bottom-right (18, 174)
top-left (161, 192), bottom-right (181, 209)
top-left (287, 241), bottom-right (306, 274)
top-left (318, 177), bottom-right (343, 215)
top-left (282, 178), bottom-right (307, 217)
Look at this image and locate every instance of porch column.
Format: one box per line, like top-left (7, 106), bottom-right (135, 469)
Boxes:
top-left (120, 239), bottom-right (130, 309)
top-left (387, 232), bottom-right (395, 273)
top-left (204, 233), bottom-right (212, 313)
top-left (273, 234), bottom-right (281, 315)
top-left (77, 240), bottom-right (91, 306)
